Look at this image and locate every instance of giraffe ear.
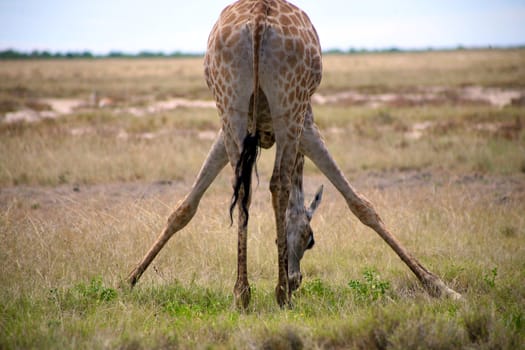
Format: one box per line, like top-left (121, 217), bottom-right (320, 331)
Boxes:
top-left (307, 185), bottom-right (323, 220)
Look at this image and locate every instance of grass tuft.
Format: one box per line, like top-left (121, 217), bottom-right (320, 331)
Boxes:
top-left (348, 268), bottom-right (391, 303)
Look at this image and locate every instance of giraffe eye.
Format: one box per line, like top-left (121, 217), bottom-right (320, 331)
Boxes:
top-left (306, 233), bottom-right (315, 250)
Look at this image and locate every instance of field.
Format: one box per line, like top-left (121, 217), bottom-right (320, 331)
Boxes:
top-left (1, 49), bottom-right (525, 349)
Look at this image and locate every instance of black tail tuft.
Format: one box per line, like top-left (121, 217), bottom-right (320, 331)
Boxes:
top-left (230, 133), bottom-right (259, 227)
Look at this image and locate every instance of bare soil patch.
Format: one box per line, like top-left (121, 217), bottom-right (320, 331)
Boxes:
top-left (313, 86), bottom-right (525, 108)
top-left (2, 86), bottom-right (523, 125)
top-left (2, 170), bottom-right (523, 213)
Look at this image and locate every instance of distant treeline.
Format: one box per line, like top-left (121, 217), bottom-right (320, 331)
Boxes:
top-left (0, 49), bottom-right (202, 60)
top-left (324, 45), bottom-right (525, 55)
top-left (1, 46), bottom-right (523, 59)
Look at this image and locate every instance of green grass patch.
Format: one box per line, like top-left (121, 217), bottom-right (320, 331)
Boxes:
top-left (2, 280), bottom-right (523, 349)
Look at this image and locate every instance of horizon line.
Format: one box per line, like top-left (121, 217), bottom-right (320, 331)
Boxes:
top-left (1, 44), bottom-right (525, 58)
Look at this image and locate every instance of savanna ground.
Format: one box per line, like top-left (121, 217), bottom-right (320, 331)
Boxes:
top-left (1, 49), bottom-right (525, 349)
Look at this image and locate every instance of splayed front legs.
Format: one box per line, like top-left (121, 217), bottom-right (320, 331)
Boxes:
top-left (127, 116), bottom-right (461, 308)
top-left (300, 119), bottom-right (461, 300)
top-left (127, 131), bottom-right (229, 287)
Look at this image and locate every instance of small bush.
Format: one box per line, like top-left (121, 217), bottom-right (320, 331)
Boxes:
top-left (301, 278), bottom-right (334, 298)
top-left (348, 268), bottom-right (391, 302)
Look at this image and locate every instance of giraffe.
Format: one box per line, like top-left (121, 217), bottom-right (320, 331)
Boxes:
top-left (127, 0), bottom-right (461, 308)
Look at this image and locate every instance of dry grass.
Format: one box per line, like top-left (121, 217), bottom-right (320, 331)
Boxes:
top-left (1, 50), bottom-right (525, 348)
top-left (1, 49), bottom-right (524, 112)
top-left (321, 49), bottom-right (525, 93)
top-left (1, 104), bottom-right (523, 186)
top-left (1, 172), bottom-right (524, 348)
top-left (0, 58), bottom-right (208, 106)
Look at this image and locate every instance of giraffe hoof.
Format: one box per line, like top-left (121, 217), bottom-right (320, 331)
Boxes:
top-left (127, 269), bottom-right (140, 288)
top-left (275, 284), bottom-right (289, 308)
top-left (234, 284), bottom-right (251, 310)
top-left (425, 276), bottom-right (462, 300)
top-left (443, 287), bottom-right (462, 301)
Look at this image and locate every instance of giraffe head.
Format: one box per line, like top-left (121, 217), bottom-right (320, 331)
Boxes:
top-left (286, 185), bottom-right (323, 292)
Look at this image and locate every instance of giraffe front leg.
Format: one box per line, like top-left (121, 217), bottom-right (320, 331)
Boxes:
top-left (300, 120), bottom-right (461, 300)
top-left (270, 142), bottom-right (299, 308)
top-left (270, 170), bottom-right (289, 308)
top-left (127, 130), bottom-right (228, 287)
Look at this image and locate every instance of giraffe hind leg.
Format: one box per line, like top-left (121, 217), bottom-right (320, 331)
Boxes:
top-left (233, 185), bottom-right (252, 310)
top-left (222, 117), bottom-right (257, 309)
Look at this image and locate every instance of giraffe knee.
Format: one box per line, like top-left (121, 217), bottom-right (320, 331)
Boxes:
top-left (166, 199), bottom-right (197, 232)
top-left (349, 194), bottom-right (384, 229)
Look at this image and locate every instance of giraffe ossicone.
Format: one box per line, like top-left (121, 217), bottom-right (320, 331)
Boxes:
top-left (127, 0), bottom-right (461, 308)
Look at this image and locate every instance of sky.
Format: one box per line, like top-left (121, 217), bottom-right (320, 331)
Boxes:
top-left (1, 0), bottom-right (524, 54)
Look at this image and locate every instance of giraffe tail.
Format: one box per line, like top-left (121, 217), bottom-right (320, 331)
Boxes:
top-left (249, 3), bottom-right (265, 137)
top-left (229, 6), bottom-right (266, 227)
top-left (230, 133), bottom-right (258, 227)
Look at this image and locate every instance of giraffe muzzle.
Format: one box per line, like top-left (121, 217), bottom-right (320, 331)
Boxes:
top-left (288, 271), bottom-right (303, 292)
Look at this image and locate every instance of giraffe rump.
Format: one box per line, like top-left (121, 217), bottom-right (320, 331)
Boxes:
top-left (229, 132), bottom-right (259, 227)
